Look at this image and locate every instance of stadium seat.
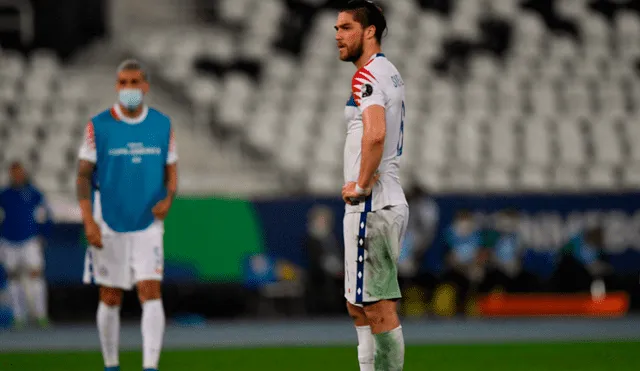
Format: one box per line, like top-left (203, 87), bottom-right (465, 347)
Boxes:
top-left (307, 170), bottom-right (341, 196)
top-left (454, 117), bottom-right (484, 167)
top-left (585, 165), bottom-right (617, 189)
top-left (556, 119), bottom-right (587, 166)
top-left (218, 73), bottom-right (255, 129)
top-left (415, 168), bottom-right (444, 193)
top-left (517, 165), bottom-right (549, 191)
top-left (621, 164), bottom-right (640, 188)
top-left (447, 165), bottom-right (479, 191)
top-left (482, 165), bottom-right (513, 192)
top-left (552, 165), bottom-right (582, 190)
top-left (591, 123), bottom-right (623, 165)
top-left (523, 117), bottom-right (552, 167)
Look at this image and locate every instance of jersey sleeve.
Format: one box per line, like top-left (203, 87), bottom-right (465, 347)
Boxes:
top-left (352, 64), bottom-right (387, 112)
top-left (167, 128), bottom-right (178, 164)
top-left (78, 121), bottom-right (97, 163)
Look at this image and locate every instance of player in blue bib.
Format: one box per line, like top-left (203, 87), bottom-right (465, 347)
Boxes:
top-left (76, 60), bottom-right (178, 371)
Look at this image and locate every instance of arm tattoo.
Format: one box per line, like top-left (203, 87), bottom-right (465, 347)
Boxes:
top-left (76, 160), bottom-right (95, 201)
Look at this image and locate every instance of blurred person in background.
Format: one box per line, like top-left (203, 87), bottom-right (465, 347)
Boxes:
top-left (551, 226), bottom-right (614, 293)
top-left (304, 205), bottom-right (343, 315)
top-left (398, 185), bottom-right (439, 283)
top-left (337, 1), bottom-right (408, 369)
top-left (437, 209), bottom-right (488, 316)
top-left (481, 209), bottom-right (540, 293)
top-left (0, 161), bottom-right (52, 330)
top-left (77, 59), bottom-right (178, 371)
top-left (398, 185), bottom-right (439, 317)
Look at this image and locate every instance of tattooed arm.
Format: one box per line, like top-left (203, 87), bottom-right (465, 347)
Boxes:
top-left (76, 160), bottom-right (95, 224)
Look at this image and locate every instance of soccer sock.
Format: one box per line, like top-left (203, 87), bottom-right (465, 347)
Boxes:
top-left (373, 326), bottom-right (405, 371)
top-left (97, 302), bottom-right (121, 368)
top-left (142, 299), bottom-right (165, 370)
top-left (25, 276), bottom-right (48, 320)
top-left (356, 325), bottom-right (375, 371)
top-left (8, 280), bottom-right (26, 323)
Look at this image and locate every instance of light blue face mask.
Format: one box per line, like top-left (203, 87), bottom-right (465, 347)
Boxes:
top-left (118, 88), bottom-right (143, 110)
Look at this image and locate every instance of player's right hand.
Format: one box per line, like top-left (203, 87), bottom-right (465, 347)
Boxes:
top-left (84, 219), bottom-right (103, 248)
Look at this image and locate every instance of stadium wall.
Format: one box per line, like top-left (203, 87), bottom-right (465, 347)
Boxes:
top-left (14, 193), bottom-right (640, 320)
top-left (38, 192), bottom-right (640, 284)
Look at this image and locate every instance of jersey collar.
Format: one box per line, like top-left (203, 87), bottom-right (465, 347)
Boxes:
top-left (368, 53), bottom-right (385, 62)
top-left (364, 52), bottom-right (385, 66)
top-left (112, 103), bottom-right (149, 125)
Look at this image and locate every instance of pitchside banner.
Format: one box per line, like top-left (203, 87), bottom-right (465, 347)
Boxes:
top-left (42, 198), bottom-right (265, 285)
top-left (38, 193), bottom-right (640, 285)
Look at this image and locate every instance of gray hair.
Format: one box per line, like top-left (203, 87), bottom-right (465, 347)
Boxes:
top-left (117, 59), bottom-right (149, 81)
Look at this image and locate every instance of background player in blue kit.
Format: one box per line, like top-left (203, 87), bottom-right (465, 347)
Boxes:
top-left (76, 59), bottom-right (178, 371)
top-left (0, 161), bottom-right (52, 329)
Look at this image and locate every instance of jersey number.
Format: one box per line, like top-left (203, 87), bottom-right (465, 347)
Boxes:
top-left (397, 101), bottom-right (405, 156)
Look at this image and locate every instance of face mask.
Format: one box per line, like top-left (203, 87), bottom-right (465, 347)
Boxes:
top-left (118, 88), bottom-right (143, 110)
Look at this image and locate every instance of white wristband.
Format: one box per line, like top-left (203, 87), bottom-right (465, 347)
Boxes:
top-left (355, 184), bottom-right (367, 195)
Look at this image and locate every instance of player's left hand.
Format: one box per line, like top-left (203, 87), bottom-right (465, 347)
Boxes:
top-left (152, 198), bottom-right (172, 220)
top-left (342, 182), bottom-right (370, 205)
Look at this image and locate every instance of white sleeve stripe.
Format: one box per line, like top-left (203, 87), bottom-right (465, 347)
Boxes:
top-left (166, 152), bottom-right (178, 164)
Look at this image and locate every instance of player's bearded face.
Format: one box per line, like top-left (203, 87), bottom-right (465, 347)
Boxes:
top-left (335, 13), bottom-right (365, 62)
top-left (343, 33), bottom-right (364, 62)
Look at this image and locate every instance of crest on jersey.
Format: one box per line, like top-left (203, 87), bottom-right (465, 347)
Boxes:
top-left (361, 83), bottom-right (373, 98)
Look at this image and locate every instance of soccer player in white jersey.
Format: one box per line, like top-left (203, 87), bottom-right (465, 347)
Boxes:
top-left (336, 1), bottom-right (408, 370)
top-left (76, 60), bottom-right (178, 371)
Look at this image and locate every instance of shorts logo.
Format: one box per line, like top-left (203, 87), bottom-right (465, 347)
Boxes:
top-left (99, 266), bottom-right (108, 277)
top-left (361, 83), bottom-right (373, 98)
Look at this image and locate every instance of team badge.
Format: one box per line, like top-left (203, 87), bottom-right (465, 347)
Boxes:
top-left (99, 266), bottom-right (108, 277)
top-left (362, 83), bottom-right (373, 98)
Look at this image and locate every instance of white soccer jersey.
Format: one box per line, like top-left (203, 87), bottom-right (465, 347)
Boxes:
top-left (344, 53), bottom-right (407, 213)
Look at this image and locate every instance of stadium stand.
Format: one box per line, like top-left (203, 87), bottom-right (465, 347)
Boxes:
top-left (0, 47), bottom-right (94, 194)
top-left (1, 0), bottom-right (640, 197)
top-left (118, 0), bottom-right (640, 195)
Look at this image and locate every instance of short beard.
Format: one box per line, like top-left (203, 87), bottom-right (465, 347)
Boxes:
top-left (344, 37), bottom-right (364, 63)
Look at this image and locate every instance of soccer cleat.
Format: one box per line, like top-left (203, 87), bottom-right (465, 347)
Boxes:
top-left (105, 366), bottom-right (120, 371)
top-left (143, 369), bottom-right (158, 371)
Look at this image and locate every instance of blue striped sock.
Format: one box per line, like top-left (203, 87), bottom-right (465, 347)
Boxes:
top-left (105, 367), bottom-right (120, 371)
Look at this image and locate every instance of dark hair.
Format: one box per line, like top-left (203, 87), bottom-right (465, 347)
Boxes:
top-left (9, 160), bottom-right (22, 170)
top-left (117, 59), bottom-right (149, 82)
top-left (340, 0), bottom-right (387, 44)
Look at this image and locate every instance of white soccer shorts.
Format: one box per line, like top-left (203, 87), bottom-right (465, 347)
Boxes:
top-left (83, 192), bottom-right (164, 290)
top-left (344, 204), bottom-right (409, 307)
top-left (0, 238), bottom-right (44, 274)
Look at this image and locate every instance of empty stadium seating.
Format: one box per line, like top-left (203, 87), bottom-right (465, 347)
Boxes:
top-left (2, 0), bottom-right (640, 196)
top-left (0, 48), bottom-right (95, 193)
top-left (135, 0), bottom-right (640, 193)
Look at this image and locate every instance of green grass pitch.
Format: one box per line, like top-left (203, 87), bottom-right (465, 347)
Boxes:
top-left (2, 341), bottom-right (638, 370)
